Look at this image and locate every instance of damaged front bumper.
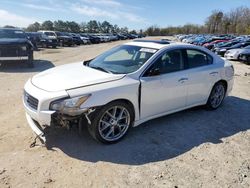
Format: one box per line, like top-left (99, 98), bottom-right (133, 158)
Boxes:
top-left (25, 104), bottom-right (95, 144)
top-left (23, 79), bottom-right (97, 145)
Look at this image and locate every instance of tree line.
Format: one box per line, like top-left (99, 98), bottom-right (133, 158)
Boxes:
top-left (145, 6), bottom-right (250, 36)
top-left (25, 20), bottom-right (135, 34)
top-left (4, 6), bottom-right (250, 35)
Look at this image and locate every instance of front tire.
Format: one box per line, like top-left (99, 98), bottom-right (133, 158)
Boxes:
top-left (88, 101), bottom-right (134, 144)
top-left (206, 82), bottom-right (226, 110)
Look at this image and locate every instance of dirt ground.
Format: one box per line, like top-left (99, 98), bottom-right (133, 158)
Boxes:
top-left (0, 37), bottom-right (249, 188)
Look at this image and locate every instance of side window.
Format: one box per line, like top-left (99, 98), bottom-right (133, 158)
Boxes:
top-left (187, 49), bottom-right (213, 68)
top-left (144, 49), bottom-right (184, 76)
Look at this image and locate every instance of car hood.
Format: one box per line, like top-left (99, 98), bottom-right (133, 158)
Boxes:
top-left (31, 62), bottom-right (125, 92)
top-left (0, 38), bottom-right (29, 45)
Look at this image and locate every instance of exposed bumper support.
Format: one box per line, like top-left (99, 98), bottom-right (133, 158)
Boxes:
top-left (25, 113), bottom-right (46, 143)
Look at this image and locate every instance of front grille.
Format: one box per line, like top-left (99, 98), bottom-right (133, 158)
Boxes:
top-left (0, 46), bottom-right (22, 57)
top-left (24, 91), bottom-right (39, 110)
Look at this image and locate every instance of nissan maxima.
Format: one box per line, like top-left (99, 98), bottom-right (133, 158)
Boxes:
top-left (23, 40), bottom-right (234, 144)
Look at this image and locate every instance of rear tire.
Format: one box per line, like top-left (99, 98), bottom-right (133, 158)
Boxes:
top-left (206, 82), bottom-right (226, 110)
top-left (87, 101), bottom-right (134, 144)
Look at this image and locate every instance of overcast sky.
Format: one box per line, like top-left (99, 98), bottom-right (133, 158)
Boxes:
top-left (0, 0), bottom-right (250, 30)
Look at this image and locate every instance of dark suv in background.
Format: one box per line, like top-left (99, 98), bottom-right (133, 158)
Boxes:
top-left (0, 28), bottom-right (34, 67)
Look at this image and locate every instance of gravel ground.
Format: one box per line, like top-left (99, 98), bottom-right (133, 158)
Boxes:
top-left (0, 38), bottom-right (249, 188)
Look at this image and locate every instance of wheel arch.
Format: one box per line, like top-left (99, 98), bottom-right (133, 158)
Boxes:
top-left (215, 79), bottom-right (228, 92)
top-left (104, 98), bottom-right (136, 122)
top-left (206, 79), bottom-right (228, 104)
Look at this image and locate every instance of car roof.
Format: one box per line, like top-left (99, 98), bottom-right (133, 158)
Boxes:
top-left (125, 40), bottom-right (190, 50)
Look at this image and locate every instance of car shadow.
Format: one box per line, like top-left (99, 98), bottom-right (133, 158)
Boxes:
top-left (0, 60), bottom-right (55, 73)
top-left (44, 96), bottom-right (250, 165)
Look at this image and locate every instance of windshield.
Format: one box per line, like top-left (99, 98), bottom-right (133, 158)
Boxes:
top-left (0, 29), bottom-right (26, 39)
top-left (88, 45), bottom-right (157, 74)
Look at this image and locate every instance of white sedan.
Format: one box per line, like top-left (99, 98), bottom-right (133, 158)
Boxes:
top-left (225, 45), bottom-right (250, 60)
top-left (23, 40), bottom-right (234, 144)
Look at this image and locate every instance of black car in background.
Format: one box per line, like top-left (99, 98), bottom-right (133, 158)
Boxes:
top-left (26, 32), bottom-right (57, 49)
top-left (0, 28), bottom-right (34, 67)
top-left (116, 33), bottom-right (127, 40)
top-left (55, 32), bottom-right (74, 47)
top-left (239, 52), bottom-right (250, 64)
top-left (212, 41), bottom-right (240, 53)
top-left (80, 34), bottom-right (101, 44)
top-left (69, 33), bottom-right (82, 45)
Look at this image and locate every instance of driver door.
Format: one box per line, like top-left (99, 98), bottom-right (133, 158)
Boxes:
top-left (140, 49), bottom-right (188, 119)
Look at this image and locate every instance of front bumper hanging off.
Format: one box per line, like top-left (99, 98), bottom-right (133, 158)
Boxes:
top-left (25, 113), bottom-right (46, 143)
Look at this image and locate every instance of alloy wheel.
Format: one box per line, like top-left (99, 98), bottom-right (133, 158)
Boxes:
top-left (210, 84), bottom-right (225, 108)
top-left (98, 106), bottom-right (130, 142)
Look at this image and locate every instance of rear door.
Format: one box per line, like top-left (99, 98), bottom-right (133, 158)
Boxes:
top-left (184, 49), bottom-right (220, 106)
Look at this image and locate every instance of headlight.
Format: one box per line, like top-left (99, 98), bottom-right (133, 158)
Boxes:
top-left (21, 46), bottom-right (27, 51)
top-left (50, 94), bottom-right (91, 116)
top-left (220, 49), bottom-right (227, 52)
top-left (48, 39), bottom-right (52, 42)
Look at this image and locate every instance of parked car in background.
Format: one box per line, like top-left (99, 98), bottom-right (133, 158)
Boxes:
top-left (75, 34), bottom-right (90, 44)
top-left (225, 45), bottom-right (250, 60)
top-left (38, 30), bottom-right (58, 44)
top-left (23, 40), bottom-right (234, 144)
top-left (239, 52), bottom-right (250, 64)
top-left (27, 32), bottom-right (57, 48)
top-left (69, 33), bottom-right (82, 45)
top-left (203, 40), bottom-right (229, 50)
top-left (81, 34), bottom-right (101, 44)
top-left (0, 28), bottom-right (34, 67)
top-left (116, 34), bottom-right (127, 40)
top-left (55, 32), bottom-right (74, 47)
top-left (214, 42), bottom-right (250, 56)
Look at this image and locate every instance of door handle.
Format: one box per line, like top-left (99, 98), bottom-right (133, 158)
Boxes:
top-left (178, 78), bottom-right (188, 83)
top-left (209, 71), bottom-right (218, 76)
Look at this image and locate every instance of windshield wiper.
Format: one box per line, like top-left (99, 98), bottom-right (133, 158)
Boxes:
top-left (90, 66), bottom-right (113, 74)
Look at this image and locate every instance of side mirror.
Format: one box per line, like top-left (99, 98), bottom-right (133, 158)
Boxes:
top-left (83, 59), bottom-right (93, 66)
top-left (148, 67), bottom-right (160, 76)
